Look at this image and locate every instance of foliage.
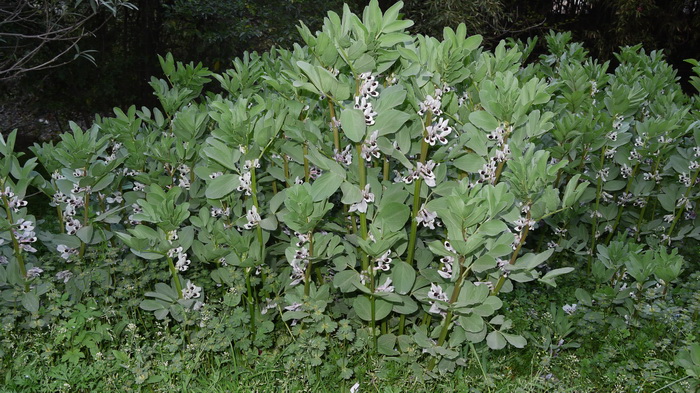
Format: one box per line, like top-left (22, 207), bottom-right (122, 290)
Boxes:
top-left (1, 0), bottom-right (700, 388)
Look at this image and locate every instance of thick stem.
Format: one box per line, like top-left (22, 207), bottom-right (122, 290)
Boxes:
top-left (666, 167), bottom-right (700, 240)
top-left (79, 188), bottom-right (90, 258)
top-left (303, 144), bottom-right (310, 183)
top-left (356, 143), bottom-right (369, 272)
top-left (245, 269), bottom-right (257, 339)
top-left (588, 147), bottom-right (607, 271)
top-left (166, 257), bottom-right (184, 299)
top-left (492, 210), bottom-right (531, 295)
top-left (427, 256), bottom-right (468, 371)
top-left (605, 163), bottom-right (639, 245)
top-left (635, 158), bottom-right (661, 241)
top-left (304, 232), bottom-right (314, 297)
top-left (2, 193), bottom-right (29, 292)
top-left (328, 100), bottom-right (340, 154)
top-left (406, 113), bottom-right (432, 267)
top-left (250, 167), bottom-right (265, 264)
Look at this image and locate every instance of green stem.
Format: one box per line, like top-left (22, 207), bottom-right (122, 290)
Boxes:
top-left (605, 163), bottom-right (639, 245)
top-left (304, 232), bottom-right (314, 297)
top-left (79, 187), bottom-right (90, 258)
top-left (666, 167), bottom-right (700, 240)
top-left (328, 100), bottom-right (340, 154)
top-left (356, 143), bottom-right (369, 272)
top-left (493, 209), bottom-right (531, 295)
top-left (427, 256), bottom-right (468, 371)
top-left (1, 192), bottom-right (29, 292)
top-left (303, 144), bottom-right (310, 183)
top-left (166, 257), bottom-right (183, 299)
top-left (406, 113), bottom-right (432, 267)
top-left (250, 167), bottom-right (265, 264)
top-left (245, 269), bottom-right (256, 340)
top-left (588, 147), bottom-right (607, 271)
top-left (635, 158), bottom-right (661, 241)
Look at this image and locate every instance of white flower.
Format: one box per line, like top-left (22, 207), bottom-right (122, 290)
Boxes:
top-left (56, 270), bottom-right (73, 283)
top-left (243, 205), bottom-right (261, 229)
top-left (350, 382), bottom-right (360, 393)
top-left (416, 205), bottom-right (440, 229)
top-left (376, 277), bottom-right (394, 293)
top-left (349, 184), bottom-right (375, 214)
top-left (361, 130), bottom-right (380, 161)
top-left (358, 72), bottom-right (379, 98)
top-left (425, 118), bottom-right (452, 145)
top-left (620, 164), bottom-right (632, 178)
top-left (374, 250), bottom-right (392, 271)
top-left (182, 280), bottom-right (202, 300)
top-left (106, 191), bottom-right (123, 204)
top-left (243, 159), bottom-right (260, 170)
top-left (427, 283), bottom-right (448, 302)
top-left (438, 256), bottom-right (453, 279)
top-left (418, 95), bottom-right (442, 116)
top-left (562, 304), bottom-right (577, 315)
top-left (334, 145), bottom-right (353, 166)
top-left (26, 267), bottom-right (43, 278)
top-left (167, 230), bottom-right (178, 244)
top-left (209, 171), bottom-right (223, 179)
top-left (57, 244), bottom-right (78, 260)
top-left (238, 171), bottom-right (252, 195)
top-left (354, 96), bottom-right (377, 126)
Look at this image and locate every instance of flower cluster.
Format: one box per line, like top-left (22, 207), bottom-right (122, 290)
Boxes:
top-left (374, 250), bottom-right (392, 272)
top-left (177, 164), bottom-right (191, 189)
top-left (358, 72), bottom-right (380, 99)
top-left (1, 187), bottom-right (28, 212)
top-left (289, 233), bottom-right (310, 286)
top-left (334, 145), bottom-right (353, 166)
top-left (354, 96), bottom-right (377, 126)
top-left (167, 246), bottom-right (191, 272)
top-left (438, 256), bottom-right (453, 279)
top-left (361, 130), bottom-right (380, 161)
top-left (427, 283), bottom-right (449, 314)
top-left (14, 218), bottom-right (37, 253)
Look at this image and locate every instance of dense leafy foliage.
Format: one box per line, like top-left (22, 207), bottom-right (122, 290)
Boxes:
top-left (1, 1), bottom-right (699, 390)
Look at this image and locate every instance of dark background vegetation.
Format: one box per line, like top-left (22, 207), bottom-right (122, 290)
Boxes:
top-left (2, 0), bottom-right (700, 147)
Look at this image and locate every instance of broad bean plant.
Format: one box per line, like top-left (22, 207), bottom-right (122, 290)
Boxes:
top-left (1, 0), bottom-right (698, 374)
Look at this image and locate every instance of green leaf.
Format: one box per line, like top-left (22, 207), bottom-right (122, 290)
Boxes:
top-left (377, 333), bottom-right (399, 355)
top-left (353, 296), bottom-right (373, 321)
top-left (469, 111), bottom-right (499, 131)
top-left (486, 330), bottom-right (507, 350)
top-left (21, 292), bottom-right (39, 313)
top-left (310, 172), bottom-right (344, 202)
top-left (333, 270), bottom-right (361, 293)
top-left (391, 262), bottom-right (415, 295)
top-left (458, 314), bottom-right (484, 333)
top-left (340, 108), bottom-right (367, 143)
top-left (206, 174), bottom-right (239, 200)
top-left (502, 332), bottom-right (527, 348)
top-left (375, 202), bottom-right (410, 232)
top-left (374, 109), bottom-right (410, 136)
top-left (539, 267), bottom-right (574, 287)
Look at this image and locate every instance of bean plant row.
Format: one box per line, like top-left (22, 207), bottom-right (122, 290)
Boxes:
top-left (1, 0), bottom-right (698, 374)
